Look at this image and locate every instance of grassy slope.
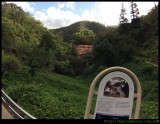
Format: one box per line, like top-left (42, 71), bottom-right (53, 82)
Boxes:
top-left (2, 61), bottom-right (158, 119)
top-left (2, 71), bottom-right (90, 119)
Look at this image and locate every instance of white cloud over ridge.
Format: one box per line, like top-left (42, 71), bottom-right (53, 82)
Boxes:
top-left (34, 6), bottom-right (81, 29)
top-left (5, 2), bottom-right (158, 29)
top-left (81, 2), bottom-right (123, 26)
top-left (33, 2), bottom-right (158, 29)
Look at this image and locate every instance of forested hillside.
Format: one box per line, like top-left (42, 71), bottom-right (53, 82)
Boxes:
top-left (51, 6), bottom-right (158, 65)
top-left (2, 3), bottom-right (80, 76)
top-left (139, 6), bottom-right (158, 61)
top-left (50, 21), bottom-right (107, 44)
top-left (2, 3), bottom-right (158, 119)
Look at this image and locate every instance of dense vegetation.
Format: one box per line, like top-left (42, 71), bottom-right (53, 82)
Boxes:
top-left (51, 21), bottom-right (107, 44)
top-left (2, 61), bottom-right (158, 119)
top-left (2, 3), bottom-right (158, 119)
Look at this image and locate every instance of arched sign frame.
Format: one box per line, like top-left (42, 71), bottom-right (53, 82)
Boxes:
top-left (84, 67), bottom-right (141, 119)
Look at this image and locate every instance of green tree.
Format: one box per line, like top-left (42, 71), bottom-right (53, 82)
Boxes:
top-left (119, 2), bottom-right (128, 24)
top-left (39, 31), bottom-right (57, 50)
top-left (29, 31), bottom-right (57, 73)
top-left (118, 2), bottom-right (130, 34)
top-left (93, 33), bottom-right (135, 66)
top-left (130, 2), bottom-right (140, 20)
top-left (2, 17), bottom-right (17, 53)
top-left (2, 51), bottom-right (24, 74)
top-left (73, 28), bottom-right (95, 45)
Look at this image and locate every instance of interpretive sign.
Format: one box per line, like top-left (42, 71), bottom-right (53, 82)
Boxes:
top-left (94, 71), bottom-right (134, 119)
top-left (84, 67), bottom-right (141, 119)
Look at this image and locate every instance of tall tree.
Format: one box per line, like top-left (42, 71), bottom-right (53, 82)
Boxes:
top-left (119, 2), bottom-right (130, 34)
top-left (130, 1), bottom-right (141, 30)
top-left (130, 1), bottom-right (140, 20)
top-left (119, 2), bottom-right (128, 24)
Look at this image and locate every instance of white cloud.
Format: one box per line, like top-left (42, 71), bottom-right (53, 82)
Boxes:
top-left (57, 2), bottom-right (75, 10)
top-left (81, 2), bottom-right (123, 26)
top-left (34, 11), bottom-right (48, 21)
top-left (81, 2), bottom-right (158, 26)
top-left (34, 6), bottom-right (81, 29)
top-left (66, 2), bottom-right (75, 10)
top-left (125, 2), bottom-right (158, 23)
top-left (6, 2), bottom-right (35, 13)
top-left (135, 2), bottom-right (158, 15)
top-left (5, 2), bottom-right (157, 29)
top-left (34, 2), bottom-right (124, 29)
top-left (92, 2), bottom-right (122, 26)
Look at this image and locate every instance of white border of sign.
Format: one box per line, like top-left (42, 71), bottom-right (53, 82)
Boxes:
top-left (84, 67), bottom-right (141, 119)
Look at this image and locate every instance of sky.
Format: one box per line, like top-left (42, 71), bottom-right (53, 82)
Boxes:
top-left (5, 1), bottom-right (158, 29)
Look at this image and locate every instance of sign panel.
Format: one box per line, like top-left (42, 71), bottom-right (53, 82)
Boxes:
top-left (94, 71), bottom-right (134, 119)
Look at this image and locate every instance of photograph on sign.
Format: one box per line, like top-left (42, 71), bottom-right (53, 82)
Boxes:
top-left (94, 71), bottom-right (134, 119)
top-left (103, 77), bottom-right (129, 98)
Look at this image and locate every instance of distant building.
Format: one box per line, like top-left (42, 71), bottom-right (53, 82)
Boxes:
top-left (76, 45), bottom-right (93, 55)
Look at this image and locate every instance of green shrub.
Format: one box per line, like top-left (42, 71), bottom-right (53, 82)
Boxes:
top-left (54, 61), bottom-right (70, 75)
top-left (140, 64), bottom-right (158, 80)
top-left (82, 65), bottom-right (96, 77)
top-left (141, 64), bottom-right (154, 74)
top-left (2, 51), bottom-right (24, 74)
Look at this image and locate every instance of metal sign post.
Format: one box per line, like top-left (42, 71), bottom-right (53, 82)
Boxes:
top-left (84, 67), bottom-right (141, 119)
